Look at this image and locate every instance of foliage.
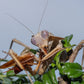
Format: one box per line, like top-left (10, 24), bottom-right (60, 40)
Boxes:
top-left (0, 34), bottom-right (84, 84)
top-left (34, 69), bottom-right (58, 84)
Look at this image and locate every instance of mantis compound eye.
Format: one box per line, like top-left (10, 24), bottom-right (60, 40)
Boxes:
top-left (41, 30), bottom-right (49, 39)
top-left (31, 36), bottom-right (37, 45)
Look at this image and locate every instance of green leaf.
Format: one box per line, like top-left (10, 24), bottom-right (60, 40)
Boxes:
top-left (81, 81), bottom-right (84, 84)
top-left (54, 50), bottom-right (64, 69)
top-left (2, 78), bottom-right (12, 84)
top-left (48, 69), bottom-right (58, 84)
top-left (0, 72), bottom-right (3, 75)
top-left (62, 69), bottom-right (82, 78)
top-left (15, 77), bottom-right (29, 84)
top-left (60, 63), bottom-right (83, 78)
top-left (42, 73), bottom-right (52, 84)
top-left (34, 81), bottom-right (42, 84)
top-left (61, 34), bottom-right (74, 48)
top-left (65, 34), bottom-right (73, 42)
top-left (0, 59), bottom-right (8, 62)
top-left (6, 70), bottom-right (15, 76)
top-left (30, 49), bottom-right (38, 54)
top-left (62, 63), bottom-right (82, 70)
top-left (51, 63), bottom-right (56, 67)
top-left (71, 81), bottom-right (80, 84)
top-left (34, 69), bottom-right (58, 84)
top-left (42, 69), bottom-right (58, 84)
top-left (33, 74), bottom-right (42, 81)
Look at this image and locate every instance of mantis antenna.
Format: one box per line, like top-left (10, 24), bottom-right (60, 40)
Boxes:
top-left (5, 13), bottom-right (34, 35)
top-left (38, 0), bottom-right (48, 32)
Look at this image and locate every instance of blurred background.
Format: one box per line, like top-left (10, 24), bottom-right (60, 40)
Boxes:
top-left (0, 0), bottom-right (84, 76)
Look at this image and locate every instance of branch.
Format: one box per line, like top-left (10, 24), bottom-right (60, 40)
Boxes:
top-left (69, 40), bottom-right (84, 63)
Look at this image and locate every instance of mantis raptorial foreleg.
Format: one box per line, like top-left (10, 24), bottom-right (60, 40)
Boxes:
top-left (42, 40), bottom-right (63, 61)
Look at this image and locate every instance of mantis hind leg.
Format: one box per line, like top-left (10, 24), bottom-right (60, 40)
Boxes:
top-left (4, 39), bottom-right (31, 59)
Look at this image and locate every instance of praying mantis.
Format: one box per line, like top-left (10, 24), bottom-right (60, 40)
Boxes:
top-left (0, 0), bottom-right (84, 84)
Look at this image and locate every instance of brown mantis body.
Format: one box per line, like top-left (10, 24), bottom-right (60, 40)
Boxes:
top-left (0, 30), bottom-right (65, 75)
